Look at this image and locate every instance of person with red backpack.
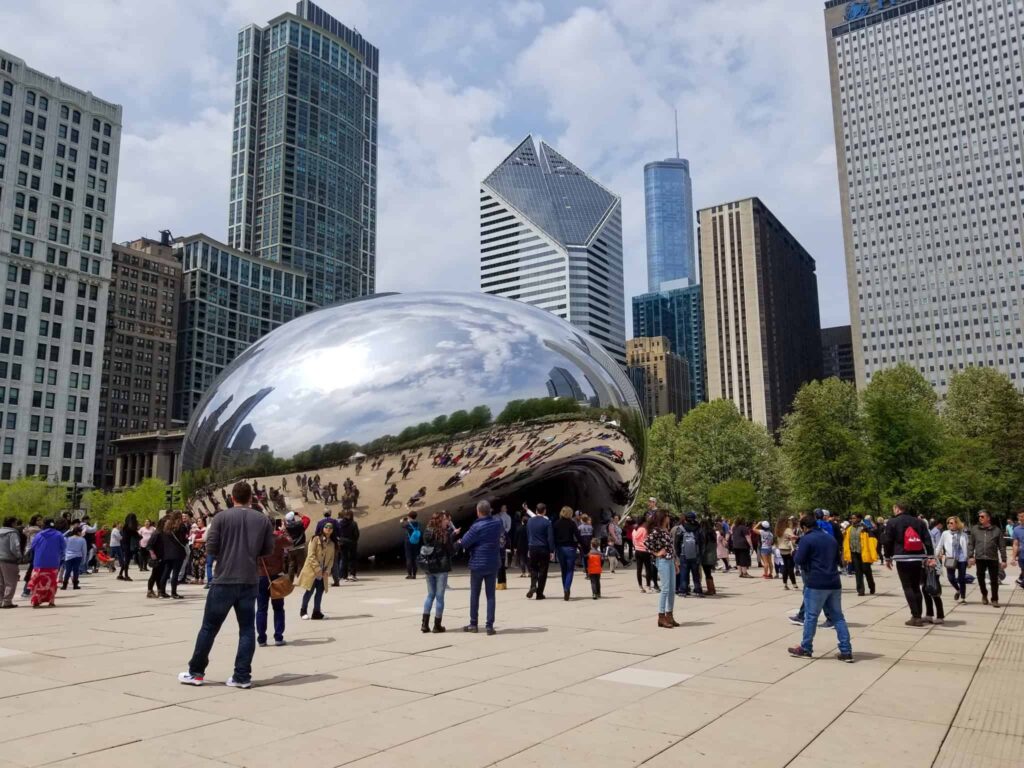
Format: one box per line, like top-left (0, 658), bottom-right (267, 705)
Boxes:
top-left (882, 500), bottom-right (936, 627)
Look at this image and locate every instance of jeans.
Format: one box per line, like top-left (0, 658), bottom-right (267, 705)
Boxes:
top-left (110, 546), bottom-right (123, 568)
top-left (62, 557), bottom-right (81, 588)
top-left (206, 553), bottom-right (216, 584)
top-left (656, 557), bottom-right (675, 613)
top-left (423, 572), bottom-right (448, 617)
top-left (160, 558), bottom-right (184, 596)
top-left (256, 575), bottom-right (285, 643)
top-left (800, 586), bottom-right (852, 655)
top-left (850, 552), bottom-right (875, 595)
top-left (975, 558), bottom-right (1001, 602)
top-left (468, 570), bottom-right (496, 628)
top-left (300, 578), bottom-right (325, 616)
top-left (527, 548), bottom-right (550, 597)
top-left (896, 560), bottom-right (924, 618)
top-left (946, 560), bottom-right (968, 597)
top-left (187, 582), bottom-right (258, 684)
top-left (678, 558), bottom-right (702, 595)
top-left (557, 546), bottom-right (577, 593)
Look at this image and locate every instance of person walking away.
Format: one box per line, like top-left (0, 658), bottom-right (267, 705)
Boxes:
top-left (788, 515), bottom-right (854, 662)
top-left (842, 514), bottom-right (878, 596)
top-left (700, 518), bottom-right (719, 595)
top-left (921, 557), bottom-right (945, 625)
top-left (61, 527), bottom-right (87, 590)
top-left (28, 520), bottom-right (65, 607)
top-left (0, 517), bottom-right (23, 608)
top-left (967, 510), bottom-right (1007, 607)
top-left (525, 503), bottom-right (555, 599)
top-left (553, 506), bottom-right (583, 600)
top-left (633, 518), bottom-right (656, 593)
top-left (401, 512), bottom-right (422, 579)
top-left (731, 519), bottom-right (753, 578)
top-left (179, 482), bottom-right (274, 688)
top-left (337, 510), bottom-right (359, 582)
top-left (418, 512), bottom-right (454, 633)
top-left (757, 522), bottom-right (774, 579)
top-left (459, 500), bottom-right (503, 635)
top-left (587, 538), bottom-right (602, 599)
top-left (648, 511), bottom-right (678, 627)
top-left (1011, 510), bottom-right (1024, 589)
top-left (677, 512), bottom-right (704, 597)
top-left (882, 501), bottom-right (936, 626)
top-left (298, 519), bottom-right (336, 620)
top-left (776, 517), bottom-right (797, 590)
top-left (937, 516), bottom-right (969, 602)
top-left (257, 523), bottom-right (290, 647)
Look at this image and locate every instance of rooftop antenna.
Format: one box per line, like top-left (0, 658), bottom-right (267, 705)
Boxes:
top-left (674, 108), bottom-right (680, 159)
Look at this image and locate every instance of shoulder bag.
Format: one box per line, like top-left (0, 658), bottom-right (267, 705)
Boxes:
top-left (261, 558), bottom-right (294, 599)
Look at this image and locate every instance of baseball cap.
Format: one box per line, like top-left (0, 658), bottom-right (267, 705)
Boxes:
top-left (813, 508), bottom-right (825, 520)
top-left (285, 511), bottom-right (296, 523)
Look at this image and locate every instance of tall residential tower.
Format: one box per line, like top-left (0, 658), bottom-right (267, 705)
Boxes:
top-left (480, 136), bottom-right (626, 366)
top-left (229, 0), bottom-right (378, 308)
top-left (825, 0), bottom-right (1024, 391)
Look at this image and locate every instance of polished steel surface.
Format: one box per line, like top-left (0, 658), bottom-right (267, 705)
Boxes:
top-left (181, 292), bottom-right (645, 554)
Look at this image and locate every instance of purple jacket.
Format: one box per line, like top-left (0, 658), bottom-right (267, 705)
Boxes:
top-left (31, 528), bottom-right (67, 569)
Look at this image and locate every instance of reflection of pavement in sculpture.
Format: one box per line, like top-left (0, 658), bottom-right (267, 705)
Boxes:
top-left (223, 418), bottom-right (638, 553)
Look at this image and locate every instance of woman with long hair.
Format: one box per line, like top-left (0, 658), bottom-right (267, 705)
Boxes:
top-left (632, 516), bottom-right (655, 593)
top-left (937, 515), bottom-right (969, 603)
top-left (647, 510), bottom-right (678, 628)
top-left (553, 506), bottom-right (583, 600)
top-left (298, 518), bottom-right (336, 620)
top-left (118, 513), bottom-right (139, 581)
top-left (146, 518), bottom-right (166, 598)
top-left (189, 516), bottom-right (207, 583)
top-left (775, 517), bottom-right (797, 590)
top-left (731, 519), bottom-right (753, 578)
top-left (159, 513), bottom-right (188, 599)
top-left (419, 512), bottom-right (454, 633)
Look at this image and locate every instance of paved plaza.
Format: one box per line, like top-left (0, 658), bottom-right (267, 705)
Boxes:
top-left (0, 563), bottom-right (1021, 768)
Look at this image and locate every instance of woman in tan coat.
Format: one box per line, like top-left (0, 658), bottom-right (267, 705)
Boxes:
top-left (298, 519), bottom-right (335, 620)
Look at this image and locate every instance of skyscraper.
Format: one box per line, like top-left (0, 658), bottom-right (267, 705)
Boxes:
top-left (0, 49), bottom-right (121, 485)
top-left (229, 0), bottom-right (378, 309)
top-left (821, 325), bottom-right (856, 385)
top-left (825, 0), bottom-right (1024, 392)
top-left (632, 282), bottom-right (705, 406)
top-left (626, 336), bottom-right (690, 421)
top-left (480, 136), bottom-right (626, 366)
top-left (699, 198), bottom-right (822, 434)
top-left (644, 158), bottom-right (695, 290)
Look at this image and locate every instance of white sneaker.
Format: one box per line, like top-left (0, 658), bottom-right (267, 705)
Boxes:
top-left (178, 672), bottom-right (204, 686)
top-left (226, 677), bottom-right (252, 689)
top-left (300, 613), bottom-right (309, 620)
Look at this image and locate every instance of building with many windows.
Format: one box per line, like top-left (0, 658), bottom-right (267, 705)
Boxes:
top-left (632, 280), bottom-right (705, 406)
top-left (821, 324), bottom-right (856, 385)
top-left (699, 198), bottom-right (822, 434)
top-left (626, 336), bottom-right (690, 421)
top-left (644, 158), bottom-right (696, 291)
top-left (480, 136), bottom-right (626, 366)
top-left (94, 236), bottom-right (180, 489)
top-left (229, 0), bottom-right (378, 308)
top-left (0, 49), bottom-right (120, 484)
top-left (172, 234), bottom-right (306, 423)
top-left (825, 0), bottom-right (1024, 392)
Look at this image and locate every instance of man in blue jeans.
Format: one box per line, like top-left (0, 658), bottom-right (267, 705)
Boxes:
top-left (179, 481), bottom-right (275, 688)
top-left (788, 514), bottom-right (853, 663)
top-left (459, 500), bottom-right (503, 635)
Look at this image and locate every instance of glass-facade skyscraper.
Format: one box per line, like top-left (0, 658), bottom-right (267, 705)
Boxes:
top-left (644, 158), bottom-right (695, 291)
top-left (228, 0), bottom-right (378, 309)
top-left (632, 282), bottom-right (706, 407)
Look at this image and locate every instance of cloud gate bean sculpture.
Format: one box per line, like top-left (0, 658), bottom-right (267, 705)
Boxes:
top-left (181, 292), bottom-right (645, 555)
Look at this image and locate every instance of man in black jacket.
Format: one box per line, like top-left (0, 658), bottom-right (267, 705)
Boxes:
top-left (883, 500), bottom-right (935, 627)
top-left (968, 510), bottom-right (1007, 607)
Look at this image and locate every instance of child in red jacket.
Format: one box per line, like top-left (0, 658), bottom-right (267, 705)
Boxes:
top-left (587, 539), bottom-right (603, 599)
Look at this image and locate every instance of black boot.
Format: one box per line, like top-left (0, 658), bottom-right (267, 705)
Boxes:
top-left (420, 613), bottom-right (430, 633)
top-left (432, 616), bottom-right (446, 633)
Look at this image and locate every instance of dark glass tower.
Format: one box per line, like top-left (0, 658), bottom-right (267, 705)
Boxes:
top-left (644, 158), bottom-right (695, 291)
top-left (632, 284), bottom-right (706, 407)
top-left (228, 0), bottom-right (378, 309)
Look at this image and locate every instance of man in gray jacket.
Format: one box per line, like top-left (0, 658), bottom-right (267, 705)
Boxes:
top-left (968, 510), bottom-right (1007, 607)
top-left (179, 482), bottom-right (274, 688)
top-left (0, 517), bottom-right (23, 608)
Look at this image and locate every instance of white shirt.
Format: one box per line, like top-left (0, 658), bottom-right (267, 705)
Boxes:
top-left (937, 530), bottom-right (968, 562)
top-left (110, 528), bottom-right (122, 547)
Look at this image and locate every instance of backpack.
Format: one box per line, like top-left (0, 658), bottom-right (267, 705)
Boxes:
top-left (408, 525), bottom-right (421, 545)
top-left (681, 530), bottom-right (698, 560)
top-left (903, 524), bottom-right (924, 554)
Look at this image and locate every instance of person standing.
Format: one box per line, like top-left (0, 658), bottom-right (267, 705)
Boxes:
top-left (27, 520), bottom-right (65, 608)
top-left (137, 519), bottom-right (155, 572)
top-left (298, 519), bottom-right (336, 621)
top-left (459, 500), bottom-right (503, 635)
top-left (716, 526), bottom-right (731, 572)
top-left (146, 519), bottom-right (167, 598)
top-left (883, 501), bottom-right (936, 626)
top-left (61, 527), bottom-right (87, 590)
top-left (586, 539), bottom-right (602, 599)
top-left (968, 510), bottom-right (1007, 607)
top-left (178, 482), bottom-right (275, 688)
top-left (700, 518), bottom-right (719, 595)
top-left (119, 514), bottom-right (140, 581)
top-left (842, 513), bottom-right (878, 596)
top-left (514, 513), bottom-right (529, 577)
top-left (677, 512), bottom-right (704, 597)
top-left (20, 515), bottom-right (42, 598)
top-left (757, 522), bottom-right (774, 579)
top-left (0, 517), bottom-right (23, 608)
top-left (633, 517), bottom-right (656, 593)
top-left (776, 517), bottom-right (797, 590)
top-left (788, 515), bottom-right (853, 662)
top-left (553, 506), bottom-right (583, 601)
top-left (937, 516), bottom-right (970, 602)
top-left (648, 511), bottom-right (678, 628)
top-left (525, 503), bottom-right (555, 600)
top-left (731, 519), bottom-right (753, 578)
top-left (419, 512), bottom-right (454, 633)
top-left (401, 512), bottom-right (422, 579)
top-left (257, 523), bottom-right (290, 647)
top-left (159, 514), bottom-right (189, 600)
top-left (337, 510), bottom-right (359, 582)
top-left (283, 511), bottom-right (308, 581)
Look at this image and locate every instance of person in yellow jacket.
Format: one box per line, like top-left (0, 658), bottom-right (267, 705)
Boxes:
top-left (297, 519), bottom-right (336, 620)
top-left (842, 513), bottom-right (878, 596)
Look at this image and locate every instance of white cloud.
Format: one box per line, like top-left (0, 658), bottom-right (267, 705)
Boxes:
top-left (502, 0), bottom-right (546, 28)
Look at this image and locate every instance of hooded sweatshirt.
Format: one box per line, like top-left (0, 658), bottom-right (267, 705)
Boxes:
top-left (31, 527), bottom-right (67, 569)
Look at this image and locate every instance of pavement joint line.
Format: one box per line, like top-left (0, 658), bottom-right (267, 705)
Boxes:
top-left (38, 739), bottom-right (143, 767)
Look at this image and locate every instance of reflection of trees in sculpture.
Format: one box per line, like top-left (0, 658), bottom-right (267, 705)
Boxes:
top-left (496, 397), bottom-right (581, 424)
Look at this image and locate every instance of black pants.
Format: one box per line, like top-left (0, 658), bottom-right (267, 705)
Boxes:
top-left (922, 567), bottom-right (944, 619)
top-left (160, 558), bottom-right (184, 595)
top-left (851, 552), bottom-right (875, 595)
top-left (148, 560), bottom-right (164, 592)
top-left (118, 543), bottom-right (135, 579)
top-left (975, 558), bottom-right (1001, 602)
top-left (527, 548), bottom-right (550, 597)
top-left (635, 551), bottom-right (656, 589)
top-left (896, 560), bottom-right (924, 618)
top-left (781, 553), bottom-right (797, 586)
top-left (589, 573), bottom-right (601, 597)
top-left (404, 542), bottom-right (420, 578)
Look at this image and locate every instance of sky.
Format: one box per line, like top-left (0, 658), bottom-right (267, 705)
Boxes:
top-left (0, 0), bottom-right (851, 329)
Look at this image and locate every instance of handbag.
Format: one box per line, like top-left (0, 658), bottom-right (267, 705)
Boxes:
top-left (943, 557), bottom-right (955, 569)
top-left (924, 563), bottom-right (942, 597)
top-left (261, 558), bottom-right (294, 599)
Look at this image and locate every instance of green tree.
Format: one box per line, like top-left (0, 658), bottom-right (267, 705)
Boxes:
top-left (780, 378), bottom-right (866, 516)
top-left (708, 479), bottom-right (758, 521)
top-left (0, 477), bottom-right (67, 521)
top-left (636, 414), bottom-right (685, 514)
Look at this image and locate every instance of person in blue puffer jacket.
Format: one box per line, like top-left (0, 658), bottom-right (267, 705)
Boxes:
top-left (458, 500), bottom-right (503, 635)
top-left (29, 521), bottom-right (66, 608)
